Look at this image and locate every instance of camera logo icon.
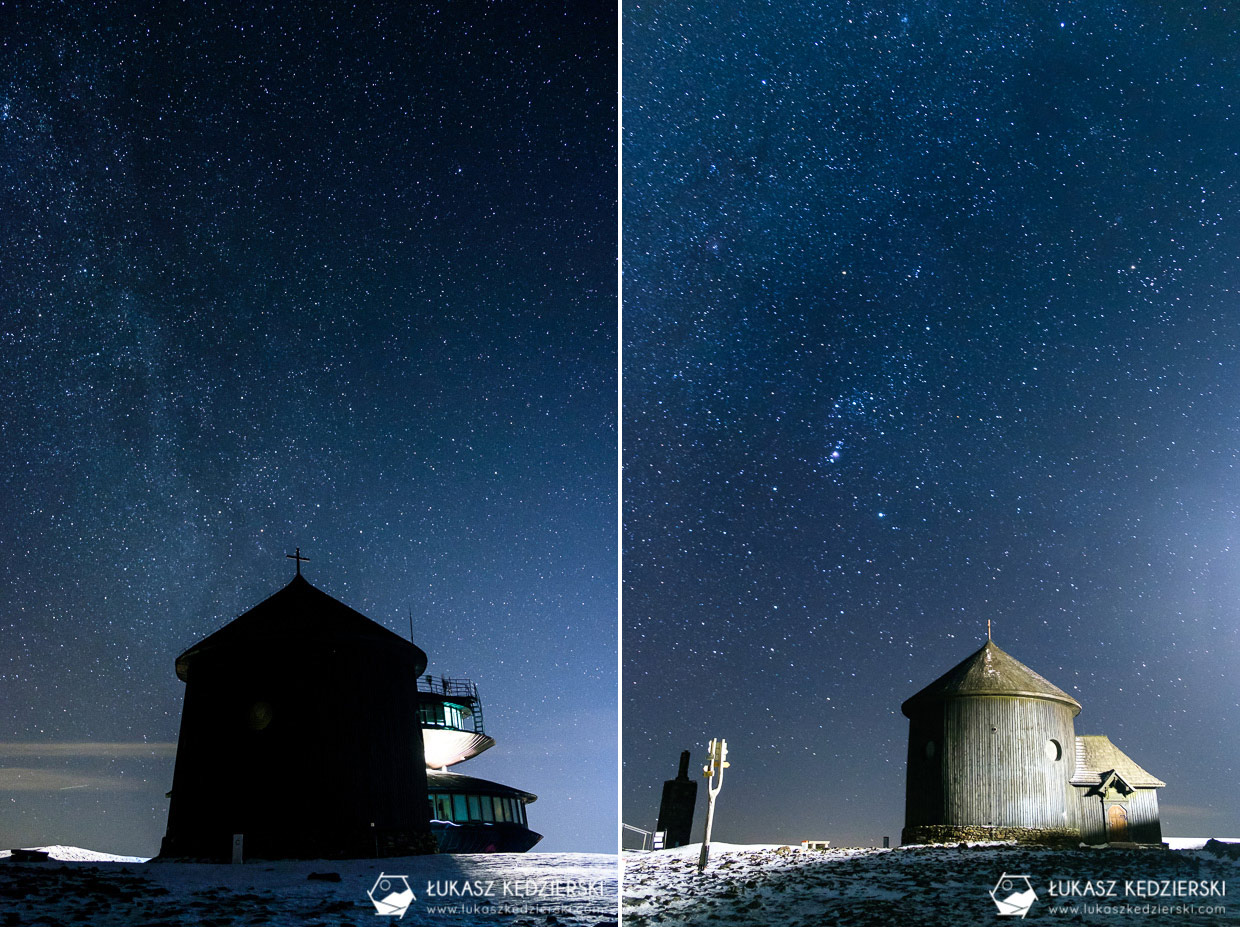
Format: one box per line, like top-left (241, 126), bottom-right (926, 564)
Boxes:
top-left (989, 872), bottom-right (1037, 917)
top-left (368, 873), bottom-right (416, 918)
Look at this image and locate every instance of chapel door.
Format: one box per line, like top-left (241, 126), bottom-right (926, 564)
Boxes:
top-left (1106, 804), bottom-right (1129, 842)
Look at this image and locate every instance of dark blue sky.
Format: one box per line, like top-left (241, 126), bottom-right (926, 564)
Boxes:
top-left (0, 2), bottom-right (615, 855)
top-left (624, 2), bottom-right (1240, 846)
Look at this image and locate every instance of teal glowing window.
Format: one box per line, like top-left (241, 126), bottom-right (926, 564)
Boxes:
top-left (436, 795), bottom-right (454, 821)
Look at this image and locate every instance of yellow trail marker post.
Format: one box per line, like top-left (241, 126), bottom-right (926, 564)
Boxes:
top-left (697, 737), bottom-right (729, 871)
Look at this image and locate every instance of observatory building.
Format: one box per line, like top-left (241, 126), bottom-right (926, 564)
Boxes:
top-left (160, 566), bottom-right (435, 860)
top-left (419, 674), bottom-right (542, 852)
top-left (901, 640), bottom-right (1164, 846)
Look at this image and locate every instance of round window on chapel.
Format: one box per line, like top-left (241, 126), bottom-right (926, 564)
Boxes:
top-left (247, 701), bottom-right (274, 731)
top-left (1045, 739), bottom-right (1062, 761)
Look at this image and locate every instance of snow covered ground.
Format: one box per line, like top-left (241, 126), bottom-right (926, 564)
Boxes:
top-left (0, 849), bottom-right (618, 926)
top-left (623, 841), bottom-right (1240, 926)
top-left (0, 845), bottom-right (149, 863)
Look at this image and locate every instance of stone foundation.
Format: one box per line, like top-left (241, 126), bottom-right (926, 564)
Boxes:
top-left (901, 824), bottom-right (1080, 847)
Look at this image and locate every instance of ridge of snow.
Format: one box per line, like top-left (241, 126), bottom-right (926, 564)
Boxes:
top-left (1, 845), bottom-right (150, 862)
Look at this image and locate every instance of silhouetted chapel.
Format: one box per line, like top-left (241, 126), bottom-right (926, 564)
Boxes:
top-left (160, 555), bottom-right (435, 859)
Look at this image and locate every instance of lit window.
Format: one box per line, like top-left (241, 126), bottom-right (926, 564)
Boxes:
top-left (419, 704), bottom-right (446, 727)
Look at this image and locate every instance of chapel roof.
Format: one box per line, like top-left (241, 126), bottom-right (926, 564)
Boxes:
top-left (1071, 734), bottom-right (1166, 789)
top-left (175, 574), bottom-right (424, 681)
top-left (901, 640), bottom-right (1083, 717)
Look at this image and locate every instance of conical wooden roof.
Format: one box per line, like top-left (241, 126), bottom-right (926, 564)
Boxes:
top-left (175, 574), bottom-right (425, 681)
top-left (902, 640), bottom-right (1082, 717)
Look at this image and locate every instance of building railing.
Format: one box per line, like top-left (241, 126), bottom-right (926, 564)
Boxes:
top-left (418, 675), bottom-right (479, 700)
top-left (622, 823), bottom-right (655, 852)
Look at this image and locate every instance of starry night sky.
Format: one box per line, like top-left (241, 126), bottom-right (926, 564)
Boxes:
top-left (624, 3), bottom-right (1240, 846)
top-left (0, 3), bottom-right (615, 855)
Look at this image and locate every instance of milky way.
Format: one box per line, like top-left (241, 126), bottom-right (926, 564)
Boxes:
top-left (0, 3), bottom-right (615, 854)
top-left (624, 3), bottom-right (1240, 845)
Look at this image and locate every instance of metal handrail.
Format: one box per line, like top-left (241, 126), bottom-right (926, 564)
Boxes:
top-left (622, 823), bottom-right (653, 852)
top-left (417, 675), bottom-right (479, 700)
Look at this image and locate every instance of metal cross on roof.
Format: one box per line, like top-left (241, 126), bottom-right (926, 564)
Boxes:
top-left (286, 547), bottom-right (310, 576)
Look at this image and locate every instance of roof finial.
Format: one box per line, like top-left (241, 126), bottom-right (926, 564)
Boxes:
top-left (987, 618), bottom-right (992, 641)
top-left (287, 547), bottom-right (310, 577)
